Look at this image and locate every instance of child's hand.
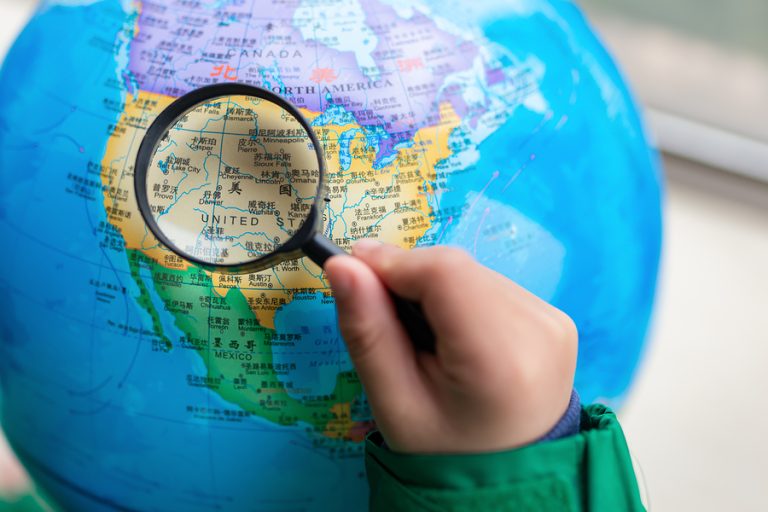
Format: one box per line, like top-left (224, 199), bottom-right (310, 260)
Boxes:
top-left (325, 241), bottom-right (578, 454)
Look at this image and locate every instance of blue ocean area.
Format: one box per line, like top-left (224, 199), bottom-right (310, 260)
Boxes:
top-left (434, 10), bottom-right (661, 402)
top-left (272, 292), bottom-right (353, 400)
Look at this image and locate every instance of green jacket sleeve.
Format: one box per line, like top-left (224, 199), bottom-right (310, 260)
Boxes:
top-left (365, 404), bottom-right (644, 512)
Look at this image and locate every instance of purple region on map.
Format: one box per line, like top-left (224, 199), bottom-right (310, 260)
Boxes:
top-left (128, 0), bottom-right (486, 159)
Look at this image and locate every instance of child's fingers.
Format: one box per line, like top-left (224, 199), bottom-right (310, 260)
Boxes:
top-left (325, 255), bottom-right (424, 423)
top-left (351, 241), bottom-right (475, 336)
top-left (351, 242), bottom-right (496, 363)
top-left (351, 241), bottom-right (471, 305)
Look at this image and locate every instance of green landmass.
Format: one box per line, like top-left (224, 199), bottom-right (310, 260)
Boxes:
top-left (126, 250), bottom-right (365, 437)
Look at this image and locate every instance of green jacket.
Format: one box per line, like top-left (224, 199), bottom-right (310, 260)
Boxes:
top-left (365, 404), bottom-right (644, 511)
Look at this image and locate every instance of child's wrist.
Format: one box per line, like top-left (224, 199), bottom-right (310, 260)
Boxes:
top-left (536, 389), bottom-right (581, 443)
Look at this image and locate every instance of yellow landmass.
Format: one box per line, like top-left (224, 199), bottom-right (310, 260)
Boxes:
top-left (324, 402), bottom-right (353, 439)
top-left (101, 90), bottom-right (459, 328)
top-left (100, 93), bottom-right (196, 274)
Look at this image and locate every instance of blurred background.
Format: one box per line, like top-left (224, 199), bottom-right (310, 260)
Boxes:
top-left (1, 0), bottom-right (767, 510)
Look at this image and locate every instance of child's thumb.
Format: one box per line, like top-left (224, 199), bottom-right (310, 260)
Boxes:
top-left (325, 255), bottom-right (421, 416)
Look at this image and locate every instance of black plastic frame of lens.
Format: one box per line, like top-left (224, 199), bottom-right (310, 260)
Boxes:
top-left (134, 83), bottom-right (326, 274)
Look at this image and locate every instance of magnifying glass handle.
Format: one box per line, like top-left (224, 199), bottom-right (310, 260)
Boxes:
top-left (389, 295), bottom-right (436, 353)
top-left (305, 235), bottom-right (436, 353)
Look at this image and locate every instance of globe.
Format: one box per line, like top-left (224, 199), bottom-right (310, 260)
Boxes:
top-left (0, 0), bottom-right (662, 510)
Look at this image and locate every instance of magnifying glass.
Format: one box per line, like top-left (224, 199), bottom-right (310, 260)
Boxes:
top-left (134, 83), bottom-right (435, 352)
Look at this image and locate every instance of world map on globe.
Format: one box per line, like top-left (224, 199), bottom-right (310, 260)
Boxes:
top-left (0, 0), bottom-right (662, 510)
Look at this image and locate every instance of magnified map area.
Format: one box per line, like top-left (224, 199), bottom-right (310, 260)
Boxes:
top-left (146, 95), bottom-right (320, 266)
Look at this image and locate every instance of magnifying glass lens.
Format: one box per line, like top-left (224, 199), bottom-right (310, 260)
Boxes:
top-left (138, 85), bottom-right (435, 351)
top-left (144, 94), bottom-right (320, 266)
